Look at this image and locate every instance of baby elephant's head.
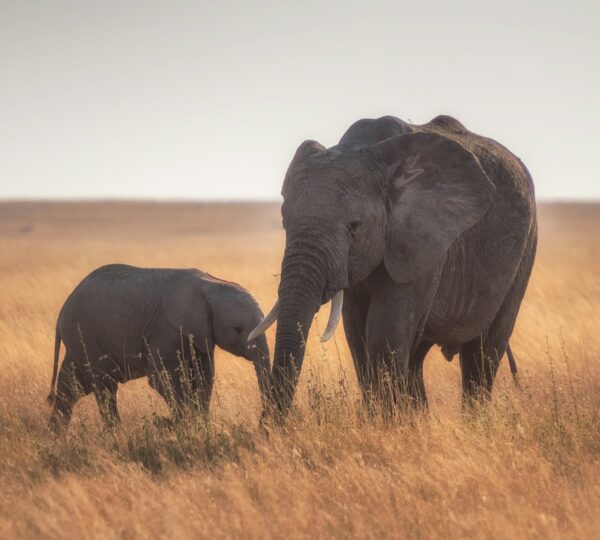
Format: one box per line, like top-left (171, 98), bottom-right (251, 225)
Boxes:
top-left (211, 285), bottom-right (271, 408)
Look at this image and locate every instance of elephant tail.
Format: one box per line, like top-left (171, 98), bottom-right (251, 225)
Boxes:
top-left (506, 343), bottom-right (522, 390)
top-left (47, 326), bottom-right (61, 406)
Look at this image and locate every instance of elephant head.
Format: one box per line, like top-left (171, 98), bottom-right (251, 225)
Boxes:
top-left (202, 280), bottom-right (272, 410)
top-left (249, 122), bottom-right (495, 416)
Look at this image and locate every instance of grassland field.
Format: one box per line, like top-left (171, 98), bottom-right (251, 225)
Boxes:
top-left (0, 201), bottom-right (598, 539)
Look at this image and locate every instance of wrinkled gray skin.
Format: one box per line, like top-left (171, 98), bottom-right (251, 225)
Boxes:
top-left (260, 115), bottom-right (537, 416)
top-left (48, 264), bottom-right (270, 428)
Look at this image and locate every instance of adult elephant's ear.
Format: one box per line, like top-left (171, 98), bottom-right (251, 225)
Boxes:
top-left (282, 140), bottom-right (326, 197)
top-left (368, 132), bottom-right (495, 283)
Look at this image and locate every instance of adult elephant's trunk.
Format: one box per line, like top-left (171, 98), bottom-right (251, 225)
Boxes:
top-left (269, 240), bottom-right (332, 416)
top-left (269, 281), bottom-right (321, 416)
top-left (250, 235), bottom-right (347, 418)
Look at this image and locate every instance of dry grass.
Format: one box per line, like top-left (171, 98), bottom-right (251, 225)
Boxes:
top-left (0, 201), bottom-right (599, 539)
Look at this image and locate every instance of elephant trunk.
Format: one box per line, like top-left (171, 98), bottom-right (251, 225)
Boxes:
top-left (246, 333), bottom-right (272, 411)
top-left (267, 245), bottom-right (329, 417)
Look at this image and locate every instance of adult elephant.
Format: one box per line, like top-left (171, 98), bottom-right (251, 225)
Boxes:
top-left (250, 115), bottom-right (537, 416)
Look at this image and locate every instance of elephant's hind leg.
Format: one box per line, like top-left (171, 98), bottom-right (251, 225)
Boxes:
top-left (460, 231), bottom-right (536, 403)
top-left (459, 285), bottom-right (525, 402)
top-left (49, 354), bottom-right (89, 431)
top-left (459, 335), bottom-right (505, 402)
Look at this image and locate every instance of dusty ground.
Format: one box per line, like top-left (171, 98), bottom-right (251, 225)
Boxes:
top-left (0, 201), bottom-right (598, 539)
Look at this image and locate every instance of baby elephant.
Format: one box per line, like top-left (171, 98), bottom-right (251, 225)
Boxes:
top-left (48, 264), bottom-right (271, 428)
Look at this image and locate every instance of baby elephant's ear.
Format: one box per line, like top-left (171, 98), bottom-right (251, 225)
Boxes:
top-left (368, 132), bottom-right (495, 283)
top-left (162, 277), bottom-right (213, 353)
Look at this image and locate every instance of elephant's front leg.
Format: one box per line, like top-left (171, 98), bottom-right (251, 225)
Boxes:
top-left (364, 267), bottom-right (439, 411)
top-left (342, 285), bottom-right (377, 404)
top-left (407, 340), bottom-right (434, 406)
top-left (365, 309), bottom-right (414, 409)
top-left (146, 340), bottom-right (216, 419)
top-left (145, 338), bottom-right (192, 417)
top-left (93, 376), bottom-right (121, 426)
top-left (190, 347), bottom-right (215, 416)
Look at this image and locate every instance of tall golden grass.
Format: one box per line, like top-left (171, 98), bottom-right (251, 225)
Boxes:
top-left (0, 202), bottom-right (598, 539)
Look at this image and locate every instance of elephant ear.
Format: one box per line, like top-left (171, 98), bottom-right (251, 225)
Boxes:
top-left (162, 275), bottom-right (214, 353)
top-left (368, 132), bottom-right (495, 283)
top-left (282, 139), bottom-right (327, 197)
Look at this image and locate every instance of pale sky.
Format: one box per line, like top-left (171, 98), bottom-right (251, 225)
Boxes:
top-left (1, 1), bottom-right (598, 200)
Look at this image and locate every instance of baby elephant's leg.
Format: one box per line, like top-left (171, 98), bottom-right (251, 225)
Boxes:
top-left (190, 348), bottom-right (215, 415)
top-left (80, 351), bottom-right (122, 426)
top-left (93, 375), bottom-right (120, 426)
top-left (146, 343), bottom-right (215, 419)
top-left (145, 338), bottom-right (186, 416)
top-left (49, 354), bottom-right (88, 431)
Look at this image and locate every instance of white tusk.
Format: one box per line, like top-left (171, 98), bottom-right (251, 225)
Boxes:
top-left (247, 300), bottom-right (279, 342)
top-left (321, 290), bottom-right (344, 342)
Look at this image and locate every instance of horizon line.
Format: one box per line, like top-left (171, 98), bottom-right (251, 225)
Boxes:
top-left (0, 197), bottom-right (599, 205)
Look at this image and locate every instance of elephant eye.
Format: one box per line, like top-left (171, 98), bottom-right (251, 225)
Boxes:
top-left (234, 326), bottom-right (243, 335)
top-left (348, 220), bottom-right (362, 236)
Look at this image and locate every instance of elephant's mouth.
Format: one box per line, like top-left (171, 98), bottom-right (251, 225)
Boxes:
top-left (320, 275), bottom-right (349, 304)
top-left (320, 288), bottom-right (335, 304)
top-left (248, 288), bottom-right (344, 344)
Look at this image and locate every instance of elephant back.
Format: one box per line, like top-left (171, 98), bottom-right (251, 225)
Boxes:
top-left (338, 116), bottom-right (414, 149)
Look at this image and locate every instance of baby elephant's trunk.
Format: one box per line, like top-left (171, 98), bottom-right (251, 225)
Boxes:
top-left (246, 333), bottom-right (271, 411)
